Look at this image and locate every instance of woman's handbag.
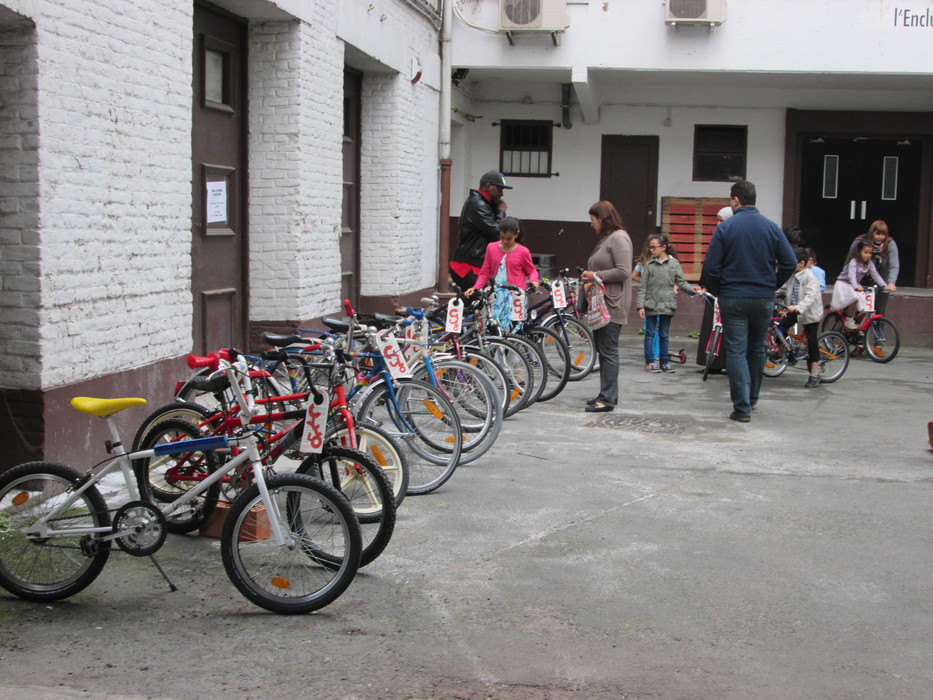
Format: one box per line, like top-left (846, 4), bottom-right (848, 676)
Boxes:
top-left (584, 278), bottom-right (611, 330)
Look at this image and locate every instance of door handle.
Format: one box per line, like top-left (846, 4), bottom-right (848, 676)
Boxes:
top-left (647, 209), bottom-right (654, 217)
top-left (861, 201), bottom-right (867, 220)
top-left (850, 201), bottom-right (856, 220)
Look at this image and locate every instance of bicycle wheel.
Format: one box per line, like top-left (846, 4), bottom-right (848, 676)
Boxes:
top-left (524, 326), bottom-right (570, 402)
top-left (816, 330), bottom-right (850, 382)
top-left (419, 359), bottom-right (503, 465)
top-left (702, 327), bottom-right (722, 382)
top-left (220, 473), bottom-right (361, 614)
top-left (326, 424), bottom-right (409, 507)
top-left (820, 312), bottom-right (844, 334)
top-left (542, 314), bottom-right (596, 381)
top-left (471, 339), bottom-right (533, 416)
top-left (356, 378), bottom-right (463, 495)
top-left (461, 350), bottom-right (511, 417)
top-left (864, 317), bottom-right (900, 363)
top-left (763, 328), bottom-right (788, 378)
top-left (131, 401), bottom-right (215, 452)
top-left (501, 334), bottom-right (547, 406)
top-left (297, 446), bottom-right (395, 567)
top-left (0, 462), bottom-right (112, 601)
top-left (135, 419), bottom-right (220, 533)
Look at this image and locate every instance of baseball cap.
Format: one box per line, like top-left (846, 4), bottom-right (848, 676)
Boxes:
top-left (479, 171), bottom-right (513, 189)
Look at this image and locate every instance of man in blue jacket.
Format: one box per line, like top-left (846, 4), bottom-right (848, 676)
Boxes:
top-left (701, 181), bottom-right (797, 422)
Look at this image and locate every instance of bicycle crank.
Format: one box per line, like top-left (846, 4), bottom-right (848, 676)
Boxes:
top-left (113, 500), bottom-right (168, 556)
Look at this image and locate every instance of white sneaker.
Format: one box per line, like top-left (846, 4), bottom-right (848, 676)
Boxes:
top-left (844, 317), bottom-right (858, 330)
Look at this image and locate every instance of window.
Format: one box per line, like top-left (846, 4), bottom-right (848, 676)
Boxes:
top-left (693, 125), bottom-right (747, 182)
top-left (500, 120), bottom-right (552, 176)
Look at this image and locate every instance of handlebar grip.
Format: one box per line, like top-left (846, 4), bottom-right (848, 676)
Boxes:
top-left (186, 352), bottom-right (220, 371)
top-left (343, 299), bottom-right (355, 317)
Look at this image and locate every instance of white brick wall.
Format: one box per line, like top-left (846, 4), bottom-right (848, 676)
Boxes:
top-left (32, 0), bottom-right (193, 388)
top-left (0, 20), bottom-right (40, 389)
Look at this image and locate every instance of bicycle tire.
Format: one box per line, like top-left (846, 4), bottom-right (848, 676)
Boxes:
top-left (542, 314), bottom-right (596, 381)
top-left (221, 473), bottom-right (361, 614)
top-left (326, 424), bottom-right (409, 507)
top-left (702, 327), bottom-right (722, 382)
top-left (460, 350), bottom-right (511, 417)
top-left (816, 330), bottom-right (849, 382)
top-left (135, 418), bottom-right (220, 533)
top-left (355, 378), bottom-right (463, 495)
top-left (468, 340), bottom-right (533, 416)
top-left (416, 359), bottom-right (503, 465)
top-left (297, 446), bottom-right (395, 567)
top-left (500, 334), bottom-right (547, 406)
top-left (131, 401), bottom-right (215, 453)
top-left (820, 312), bottom-right (844, 334)
top-left (523, 326), bottom-right (570, 402)
top-left (0, 462), bottom-right (112, 601)
top-left (763, 328), bottom-right (788, 378)
top-left (864, 317), bottom-right (900, 363)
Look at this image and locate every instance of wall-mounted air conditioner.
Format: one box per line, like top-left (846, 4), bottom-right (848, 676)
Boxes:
top-left (499, 0), bottom-right (570, 32)
top-left (665, 0), bottom-right (727, 26)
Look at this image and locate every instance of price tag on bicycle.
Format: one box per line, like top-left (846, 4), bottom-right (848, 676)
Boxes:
top-left (550, 279), bottom-right (567, 309)
top-left (862, 288), bottom-right (875, 312)
top-left (510, 288), bottom-right (526, 321)
top-left (299, 391), bottom-right (326, 454)
top-left (445, 297), bottom-right (463, 333)
top-left (404, 320), bottom-right (428, 363)
top-left (377, 329), bottom-right (412, 379)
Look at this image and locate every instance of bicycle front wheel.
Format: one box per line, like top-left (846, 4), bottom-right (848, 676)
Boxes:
top-left (524, 326), bottom-right (571, 402)
top-left (221, 474), bottom-right (361, 615)
top-left (326, 424), bottom-right (409, 507)
top-left (763, 328), bottom-right (787, 378)
top-left (0, 462), bottom-right (112, 602)
top-left (702, 327), bottom-right (722, 382)
top-left (817, 330), bottom-right (850, 383)
top-left (542, 314), bottom-right (596, 381)
top-left (297, 446), bottom-right (396, 567)
top-left (864, 317), bottom-right (900, 363)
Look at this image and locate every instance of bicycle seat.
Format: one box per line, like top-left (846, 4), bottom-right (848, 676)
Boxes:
top-left (322, 317), bottom-right (350, 332)
top-left (71, 396), bottom-right (148, 417)
top-left (261, 332), bottom-right (307, 348)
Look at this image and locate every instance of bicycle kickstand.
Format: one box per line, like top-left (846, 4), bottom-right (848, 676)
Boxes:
top-left (148, 555), bottom-right (179, 592)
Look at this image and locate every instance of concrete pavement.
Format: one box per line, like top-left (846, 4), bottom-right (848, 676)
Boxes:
top-left (1, 331), bottom-right (932, 699)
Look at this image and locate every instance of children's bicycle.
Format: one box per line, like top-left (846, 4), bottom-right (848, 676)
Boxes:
top-left (0, 359), bottom-right (363, 615)
top-left (763, 305), bottom-right (850, 383)
top-left (697, 291), bottom-right (723, 382)
top-left (820, 286), bottom-right (901, 363)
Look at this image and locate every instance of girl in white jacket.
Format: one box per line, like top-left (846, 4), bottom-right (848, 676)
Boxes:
top-left (777, 248), bottom-right (824, 388)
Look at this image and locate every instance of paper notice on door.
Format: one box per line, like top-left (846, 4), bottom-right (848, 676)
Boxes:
top-left (206, 181), bottom-right (227, 224)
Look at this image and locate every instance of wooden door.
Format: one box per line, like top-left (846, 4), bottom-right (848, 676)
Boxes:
top-left (799, 137), bottom-right (921, 284)
top-left (600, 135), bottom-right (660, 256)
top-left (191, 3), bottom-right (248, 353)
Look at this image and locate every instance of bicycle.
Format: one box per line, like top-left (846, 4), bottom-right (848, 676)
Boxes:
top-left (526, 269), bottom-right (597, 381)
top-left (697, 291), bottom-right (723, 382)
top-left (0, 369), bottom-right (363, 614)
top-left (820, 287), bottom-right (901, 363)
top-left (763, 304), bottom-right (850, 383)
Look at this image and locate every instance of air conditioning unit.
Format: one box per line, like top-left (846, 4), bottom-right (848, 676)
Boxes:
top-left (499, 0), bottom-right (570, 32)
top-left (665, 0), bottom-right (727, 26)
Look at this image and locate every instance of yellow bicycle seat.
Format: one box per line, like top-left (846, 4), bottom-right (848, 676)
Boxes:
top-left (70, 396), bottom-right (148, 418)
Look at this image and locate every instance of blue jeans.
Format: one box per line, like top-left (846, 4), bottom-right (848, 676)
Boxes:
top-left (644, 314), bottom-right (671, 363)
top-left (719, 297), bottom-right (773, 416)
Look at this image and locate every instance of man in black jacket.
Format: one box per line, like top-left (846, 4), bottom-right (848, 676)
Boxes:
top-left (449, 171), bottom-right (512, 290)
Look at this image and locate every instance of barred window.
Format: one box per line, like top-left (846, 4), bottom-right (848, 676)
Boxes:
top-left (693, 125), bottom-right (747, 182)
top-left (500, 120), bottom-right (553, 177)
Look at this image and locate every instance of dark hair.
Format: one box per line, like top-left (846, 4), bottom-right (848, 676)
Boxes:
top-left (793, 247), bottom-right (809, 264)
top-left (784, 225), bottom-right (804, 247)
top-left (648, 233), bottom-right (679, 260)
top-left (805, 247), bottom-right (818, 265)
top-left (730, 181), bottom-right (757, 206)
top-left (587, 201), bottom-right (624, 236)
top-left (867, 220), bottom-right (890, 240)
top-left (498, 216), bottom-right (522, 242)
top-left (846, 240), bottom-right (873, 265)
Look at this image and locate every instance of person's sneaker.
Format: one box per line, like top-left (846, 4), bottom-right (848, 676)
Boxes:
top-left (649, 361), bottom-right (661, 373)
top-left (660, 363), bottom-right (675, 373)
top-left (804, 375), bottom-right (821, 388)
top-left (729, 411), bottom-right (751, 423)
top-left (844, 317), bottom-right (858, 330)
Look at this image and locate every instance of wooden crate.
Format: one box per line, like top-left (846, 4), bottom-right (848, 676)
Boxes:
top-left (660, 196), bottom-right (730, 281)
top-left (199, 501), bottom-right (272, 541)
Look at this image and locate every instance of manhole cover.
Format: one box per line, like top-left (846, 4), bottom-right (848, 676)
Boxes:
top-left (584, 413), bottom-right (688, 435)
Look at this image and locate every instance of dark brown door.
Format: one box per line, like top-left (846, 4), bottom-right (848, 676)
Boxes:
top-left (192, 3), bottom-right (248, 353)
top-left (798, 136), bottom-right (921, 285)
top-left (341, 68), bottom-right (362, 308)
top-left (600, 135), bottom-right (660, 255)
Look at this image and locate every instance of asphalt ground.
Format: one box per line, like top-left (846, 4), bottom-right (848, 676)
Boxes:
top-left (1, 330), bottom-right (932, 699)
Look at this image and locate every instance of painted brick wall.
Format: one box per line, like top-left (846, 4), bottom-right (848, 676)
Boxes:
top-left (0, 20), bottom-right (40, 390)
top-left (32, 0), bottom-right (193, 388)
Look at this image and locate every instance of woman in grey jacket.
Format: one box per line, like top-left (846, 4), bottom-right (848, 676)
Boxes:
top-left (636, 234), bottom-right (701, 372)
top-left (581, 201), bottom-right (632, 413)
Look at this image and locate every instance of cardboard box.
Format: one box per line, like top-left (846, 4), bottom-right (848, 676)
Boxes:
top-left (199, 501), bottom-right (272, 541)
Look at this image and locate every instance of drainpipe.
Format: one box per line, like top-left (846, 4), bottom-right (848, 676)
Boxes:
top-left (437, 0), bottom-right (453, 292)
top-left (561, 83), bottom-right (573, 129)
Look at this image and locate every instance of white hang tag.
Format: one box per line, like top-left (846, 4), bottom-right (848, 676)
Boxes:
top-left (299, 392), bottom-right (326, 454)
top-left (378, 330), bottom-right (411, 379)
top-left (510, 288), bottom-right (526, 321)
top-left (445, 297), bottom-right (464, 334)
top-left (864, 288), bottom-right (875, 312)
top-left (551, 279), bottom-right (567, 309)
top-left (404, 321), bottom-right (427, 362)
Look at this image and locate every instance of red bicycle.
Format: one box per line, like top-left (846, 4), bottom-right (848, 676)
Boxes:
top-left (820, 287), bottom-right (900, 363)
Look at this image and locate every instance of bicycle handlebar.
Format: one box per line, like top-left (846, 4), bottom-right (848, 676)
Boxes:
top-left (186, 352), bottom-right (220, 371)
